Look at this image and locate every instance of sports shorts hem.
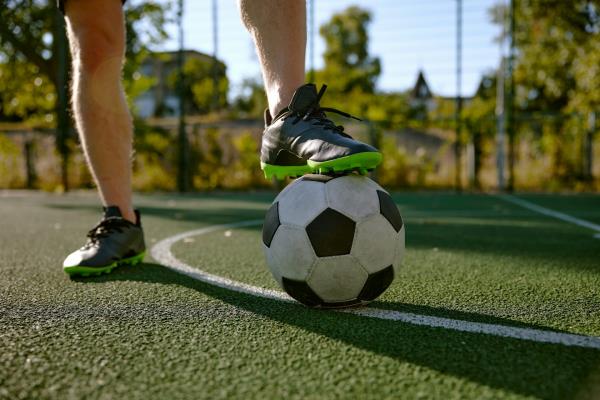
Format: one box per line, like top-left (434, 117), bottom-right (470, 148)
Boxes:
top-left (57, 0), bottom-right (126, 14)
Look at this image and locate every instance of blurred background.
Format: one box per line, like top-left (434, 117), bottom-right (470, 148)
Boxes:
top-left (0, 0), bottom-right (598, 192)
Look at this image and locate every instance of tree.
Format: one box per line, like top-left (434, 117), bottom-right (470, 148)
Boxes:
top-left (463, 74), bottom-right (497, 188)
top-left (1, 0), bottom-right (169, 189)
top-left (166, 55), bottom-right (229, 115)
top-left (317, 6), bottom-right (381, 95)
top-left (232, 78), bottom-right (267, 118)
top-left (490, 0), bottom-right (600, 185)
top-left (0, 0), bottom-right (169, 123)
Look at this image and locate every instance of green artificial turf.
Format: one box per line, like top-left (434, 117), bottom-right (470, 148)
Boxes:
top-left (1, 190), bottom-right (599, 400)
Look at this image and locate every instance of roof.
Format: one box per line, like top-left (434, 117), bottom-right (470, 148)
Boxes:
top-left (141, 49), bottom-right (224, 66)
top-left (410, 70), bottom-right (433, 100)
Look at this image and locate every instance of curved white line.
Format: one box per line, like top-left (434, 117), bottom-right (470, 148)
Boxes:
top-left (150, 220), bottom-right (600, 350)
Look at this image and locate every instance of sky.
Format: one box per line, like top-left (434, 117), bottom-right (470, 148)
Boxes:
top-left (151, 0), bottom-right (503, 98)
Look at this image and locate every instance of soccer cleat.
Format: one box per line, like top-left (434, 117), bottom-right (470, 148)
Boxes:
top-left (63, 206), bottom-right (146, 277)
top-left (260, 83), bottom-right (382, 180)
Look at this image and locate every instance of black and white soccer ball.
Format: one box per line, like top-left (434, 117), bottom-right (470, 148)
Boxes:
top-left (262, 174), bottom-right (405, 308)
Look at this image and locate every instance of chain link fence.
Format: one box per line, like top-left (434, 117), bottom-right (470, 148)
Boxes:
top-left (1, 0), bottom-right (598, 191)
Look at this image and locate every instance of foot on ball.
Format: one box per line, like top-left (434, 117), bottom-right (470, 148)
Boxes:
top-left (260, 83), bottom-right (382, 180)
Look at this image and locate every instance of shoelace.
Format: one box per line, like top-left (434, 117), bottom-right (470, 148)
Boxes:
top-left (83, 218), bottom-right (130, 248)
top-left (291, 85), bottom-right (362, 138)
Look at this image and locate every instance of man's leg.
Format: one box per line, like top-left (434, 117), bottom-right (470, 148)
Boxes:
top-left (238, 0), bottom-right (382, 180)
top-left (65, 0), bottom-right (135, 223)
top-left (62, 0), bottom-right (145, 276)
top-left (238, 0), bottom-right (306, 117)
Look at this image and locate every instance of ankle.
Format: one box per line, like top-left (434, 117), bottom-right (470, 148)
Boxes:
top-left (107, 203), bottom-right (136, 224)
top-left (121, 208), bottom-right (137, 225)
top-left (266, 83), bottom-right (303, 118)
top-left (268, 99), bottom-right (289, 119)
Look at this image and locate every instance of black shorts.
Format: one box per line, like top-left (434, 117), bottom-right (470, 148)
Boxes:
top-left (57, 0), bottom-right (126, 14)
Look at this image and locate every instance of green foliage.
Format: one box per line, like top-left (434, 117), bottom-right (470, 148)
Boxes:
top-left (187, 128), bottom-right (269, 190)
top-left (377, 136), bottom-right (434, 188)
top-left (0, 0), bottom-right (170, 125)
top-left (132, 125), bottom-right (177, 191)
top-left (0, 0), bottom-right (58, 124)
top-left (122, 2), bottom-right (170, 104)
top-left (316, 6), bottom-right (381, 95)
top-left (489, 0), bottom-right (599, 114)
top-left (463, 95), bottom-right (495, 188)
top-left (183, 58), bottom-right (229, 114)
top-left (192, 127), bottom-right (226, 189)
top-left (0, 62), bottom-right (56, 126)
top-left (377, 137), bottom-right (409, 187)
top-left (0, 133), bottom-right (23, 187)
top-left (228, 132), bottom-right (266, 189)
top-left (166, 56), bottom-right (229, 115)
top-left (232, 78), bottom-right (268, 119)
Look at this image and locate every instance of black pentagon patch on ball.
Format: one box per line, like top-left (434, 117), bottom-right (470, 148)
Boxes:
top-left (282, 277), bottom-right (322, 307)
top-left (377, 190), bottom-right (403, 232)
top-left (262, 202), bottom-right (280, 247)
top-left (306, 208), bottom-right (356, 257)
top-left (358, 265), bottom-right (395, 301)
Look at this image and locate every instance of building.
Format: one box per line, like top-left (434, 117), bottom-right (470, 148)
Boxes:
top-left (408, 69), bottom-right (475, 116)
top-left (409, 70), bottom-right (435, 113)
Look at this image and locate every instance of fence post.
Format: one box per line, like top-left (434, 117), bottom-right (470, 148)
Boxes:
top-left (506, 0), bottom-right (516, 192)
top-left (454, 0), bottom-right (463, 192)
top-left (211, 0), bottom-right (220, 111)
top-left (54, 8), bottom-right (70, 191)
top-left (368, 121), bottom-right (381, 183)
top-left (24, 134), bottom-right (37, 189)
top-left (308, 0), bottom-right (315, 83)
top-left (496, 3), bottom-right (506, 192)
top-left (584, 111), bottom-right (596, 181)
top-left (176, 0), bottom-right (190, 192)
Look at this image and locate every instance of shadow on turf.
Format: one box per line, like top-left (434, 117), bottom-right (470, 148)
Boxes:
top-left (72, 262), bottom-right (600, 400)
top-left (46, 203), bottom-right (267, 229)
top-left (48, 198), bottom-right (600, 270)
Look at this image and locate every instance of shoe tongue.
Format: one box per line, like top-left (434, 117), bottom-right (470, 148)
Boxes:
top-left (288, 83), bottom-right (318, 114)
top-left (103, 206), bottom-right (123, 219)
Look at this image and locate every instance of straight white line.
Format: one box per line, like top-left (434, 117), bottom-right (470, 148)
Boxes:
top-left (348, 309), bottom-right (600, 349)
top-left (498, 194), bottom-right (600, 233)
top-left (150, 220), bottom-right (600, 350)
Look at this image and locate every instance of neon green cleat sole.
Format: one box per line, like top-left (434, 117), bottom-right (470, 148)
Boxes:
top-left (261, 152), bottom-right (382, 180)
top-left (63, 251), bottom-right (146, 277)
top-left (260, 163), bottom-right (312, 180)
top-left (308, 152), bottom-right (382, 175)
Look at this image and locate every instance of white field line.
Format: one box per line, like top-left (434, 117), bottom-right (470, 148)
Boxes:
top-left (150, 220), bottom-right (600, 350)
top-left (498, 194), bottom-right (600, 233)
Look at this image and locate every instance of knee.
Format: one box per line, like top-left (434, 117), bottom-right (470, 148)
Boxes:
top-left (69, 23), bottom-right (125, 73)
top-left (238, 0), bottom-right (262, 32)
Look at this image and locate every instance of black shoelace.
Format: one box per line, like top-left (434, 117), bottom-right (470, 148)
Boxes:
top-left (84, 218), bottom-right (130, 248)
top-left (291, 85), bottom-right (362, 138)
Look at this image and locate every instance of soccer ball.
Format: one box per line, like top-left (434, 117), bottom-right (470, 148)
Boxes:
top-left (262, 174), bottom-right (405, 308)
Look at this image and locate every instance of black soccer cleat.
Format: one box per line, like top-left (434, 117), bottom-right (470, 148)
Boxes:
top-left (63, 206), bottom-right (146, 277)
top-left (260, 83), bottom-right (382, 180)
